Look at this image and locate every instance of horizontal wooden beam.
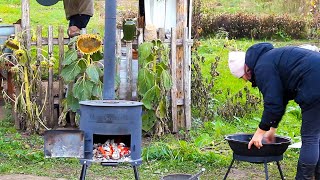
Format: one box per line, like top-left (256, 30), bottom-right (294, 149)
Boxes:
top-left (30, 37), bottom-right (193, 46)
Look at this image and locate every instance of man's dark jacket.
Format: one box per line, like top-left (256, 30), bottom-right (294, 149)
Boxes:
top-left (245, 43), bottom-right (320, 131)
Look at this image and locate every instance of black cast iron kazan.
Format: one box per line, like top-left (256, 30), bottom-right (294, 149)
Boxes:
top-left (223, 133), bottom-right (291, 180)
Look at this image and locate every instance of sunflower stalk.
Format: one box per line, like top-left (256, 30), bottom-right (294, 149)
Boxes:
top-left (1, 29), bottom-right (51, 133)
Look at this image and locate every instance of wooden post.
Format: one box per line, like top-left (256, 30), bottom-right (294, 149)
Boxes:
top-left (21, 0), bottom-right (31, 49)
top-left (176, 0), bottom-right (188, 130)
top-left (126, 41), bottom-right (133, 100)
top-left (36, 25), bottom-right (43, 121)
top-left (48, 25), bottom-right (54, 128)
top-left (171, 28), bottom-right (178, 132)
top-left (13, 24), bottom-right (21, 129)
top-left (58, 26), bottom-right (64, 122)
top-left (183, 27), bottom-right (191, 130)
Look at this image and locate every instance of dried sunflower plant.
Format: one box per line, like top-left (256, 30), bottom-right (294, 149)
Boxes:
top-left (0, 31), bottom-right (51, 133)
top-left (59, 34), bottom-right (104, 124)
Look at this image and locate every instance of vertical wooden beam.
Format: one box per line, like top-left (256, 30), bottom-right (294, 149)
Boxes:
top-left (176, 0), bottom-right (188, 130)
top-left (21, 0), bottom-right (31, 49)
top-left (171, 28), bottom-right (178, 132)
top-left (36, 25), bottom-right (43, 121)
top-left (183, 27), bottom-right (191, 130)
top-left (14, 24), bottom-right (21, 130)
top-left (58, 26), bottom-right (65, 122)
top-left (13, 24), bottom-right (21, 130)
top-left (48, 25), bottom-right (54, 128)
top-left (126, 41), bottom-right (133, 100)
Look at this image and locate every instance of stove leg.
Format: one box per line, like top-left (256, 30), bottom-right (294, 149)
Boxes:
top-left (264, 162), bottom-right (269, 180)
top-left (80, 161), bottom-right (88, 180)
top-left (223, 158), bottom-right (235, 180)
top-left (276, 161), bottom-right (285, 180)
top-left (132, 165), bottom-right (140, 180)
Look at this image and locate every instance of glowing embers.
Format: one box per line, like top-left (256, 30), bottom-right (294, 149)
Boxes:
top-left (92, 135), bottom-right (131, 162)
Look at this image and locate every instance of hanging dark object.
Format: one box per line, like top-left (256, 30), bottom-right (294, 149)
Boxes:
top-left (36, 0), bottom-right (59, 6)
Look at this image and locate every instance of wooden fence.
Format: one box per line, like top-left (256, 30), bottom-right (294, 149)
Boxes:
top-left (7, 24), bottom-right (192, 132)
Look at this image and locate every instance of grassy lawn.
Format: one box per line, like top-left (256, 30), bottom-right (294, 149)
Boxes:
top-left (0, 0), bottom-right (316, 179)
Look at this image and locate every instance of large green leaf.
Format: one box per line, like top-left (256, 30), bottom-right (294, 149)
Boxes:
top-left (86, 64), bottom-right (100, 83)
top-left (73, 78), bottom-right (94, 100)
top-left (92, 81), bottom-right (102, 98)
top-left (63, 49), bottom-right (78, 65)
top-left (78, 58), bottom-right (87, 73)
top-left (91, 51), bottom-right (103, 62)
top-left (160, 43), bottom-right (169, 63)
top-left (138, 42), bottom-right (153, 66)
top-left (142, 110), bottom-right (157, 132)
top-left (95, 64), bottom-right (104, 77)
top-left (66, 92), bottom-right (80, 112)
top-left (61, 61), bottom-right (81, 83)
top-left (141, 85), bottom-right (161, 110)
top-left (156, 98), bottom-right (166, 119)
top-left (161, 70), bottom-right (172, 91)
top-left (137, 68), bottom-right (155, 96)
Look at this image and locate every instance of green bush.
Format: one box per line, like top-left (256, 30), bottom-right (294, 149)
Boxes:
top-left (200, 13), bottom-right (308, 40)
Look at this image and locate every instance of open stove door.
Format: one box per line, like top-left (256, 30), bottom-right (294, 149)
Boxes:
top-left (44, 130), bottom-right (84, 158)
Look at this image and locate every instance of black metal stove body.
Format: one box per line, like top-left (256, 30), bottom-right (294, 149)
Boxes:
top-left (78, 100), bottom-right (142, 180)
top-left (79, 100), bottom-right (142, 164)
top-left (44, 100), bottom-right (143, 180)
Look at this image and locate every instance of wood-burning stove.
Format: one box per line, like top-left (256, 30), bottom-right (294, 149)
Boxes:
top-left (44, 100), bottom-right (143, 180)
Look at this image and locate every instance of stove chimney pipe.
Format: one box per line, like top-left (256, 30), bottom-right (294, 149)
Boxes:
top-left (103, 0), bottom-right (116, 99)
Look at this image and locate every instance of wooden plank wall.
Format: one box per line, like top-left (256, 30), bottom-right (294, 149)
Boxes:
top-left (175, 0), bottom-right (188, 132)
top-left (19, 0), bottom-right (193, 132)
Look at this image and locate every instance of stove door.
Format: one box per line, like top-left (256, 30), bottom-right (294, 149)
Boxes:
top-left (44, 130), bottom-right (84, 158)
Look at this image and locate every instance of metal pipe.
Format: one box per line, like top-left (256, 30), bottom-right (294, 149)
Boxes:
top-left (103, 0), bottom-right (117, 99)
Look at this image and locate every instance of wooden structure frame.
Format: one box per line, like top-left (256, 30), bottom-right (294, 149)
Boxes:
top-left (16, 0), bottom-right (193, 133)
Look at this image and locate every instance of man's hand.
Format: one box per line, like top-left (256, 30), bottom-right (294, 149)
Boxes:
top-left (248, 128), bottom-right (266, 149)
top-left (264, 127), bottom-right (276, 144)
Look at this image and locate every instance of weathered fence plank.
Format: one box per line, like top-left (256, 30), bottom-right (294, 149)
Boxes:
top-left (14, 24), bottom-right (21, 130)
top-left (36, 25), bottom-right (43, 122)
top-left (170, 27), bottom-right (178, 133)
top-left (21, 0), bottom-right (31, 49)
top-left (58, 26), bottom-right (64, 122)
top-left (126, 41), bottom-right (133, 100)
top-left (176, 0), bottom-right (188, 130)
top-left (47, 25), bottom-right (54, 127)
top-left (183, 27), bottom-right (191, 130)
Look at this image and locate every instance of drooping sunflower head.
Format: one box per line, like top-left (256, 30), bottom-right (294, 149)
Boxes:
top-left (76, 34), bottom-right (103, 55)
top-left (5, 38), bottom-right (20, 51)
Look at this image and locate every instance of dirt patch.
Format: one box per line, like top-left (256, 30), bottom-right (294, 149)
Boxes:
top-left (0, 174), bottom-right (66, 180)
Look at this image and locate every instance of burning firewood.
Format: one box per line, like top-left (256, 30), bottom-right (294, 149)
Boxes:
top-left (93, 139), bottom-right (131, 161)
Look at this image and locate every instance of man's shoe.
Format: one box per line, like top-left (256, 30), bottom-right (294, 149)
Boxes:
top-left (68, 26), bottom-right (80, 38)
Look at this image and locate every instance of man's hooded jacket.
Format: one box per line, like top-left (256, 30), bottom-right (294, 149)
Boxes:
top-left (245, 43), bottom-right (320, 131)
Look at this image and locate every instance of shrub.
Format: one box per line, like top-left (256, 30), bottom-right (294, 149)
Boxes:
top-left (200, 13), bottom-right (308, 40)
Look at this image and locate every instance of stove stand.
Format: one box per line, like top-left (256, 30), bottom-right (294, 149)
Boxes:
top-left (79, 160), bottom-right (140, 180)
top-left (223, 154), bottom-right (285, 180)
